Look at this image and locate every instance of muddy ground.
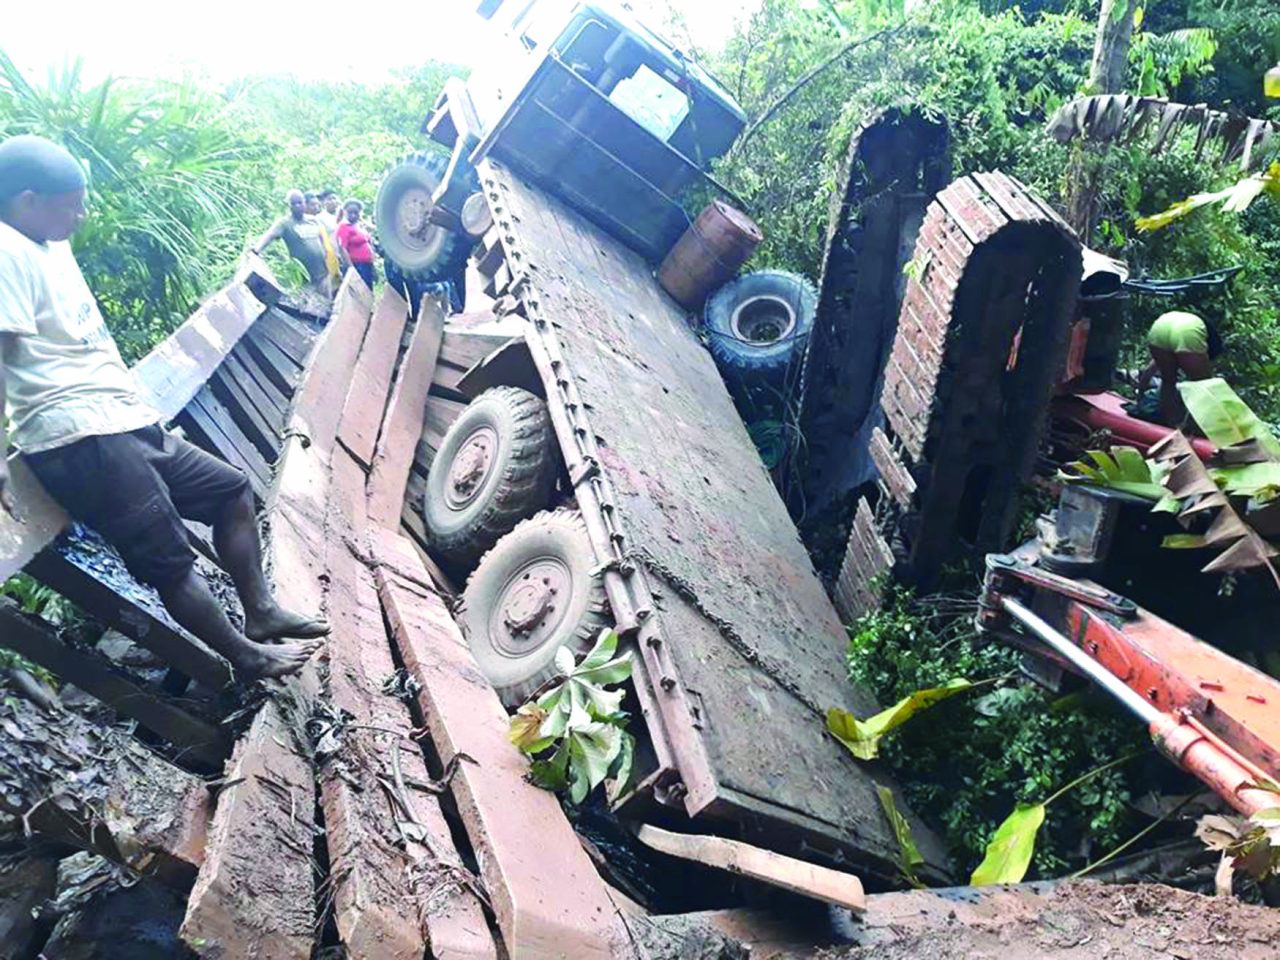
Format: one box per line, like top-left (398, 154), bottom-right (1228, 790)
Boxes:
top-left (831, 881), bottom-right (1280, 960)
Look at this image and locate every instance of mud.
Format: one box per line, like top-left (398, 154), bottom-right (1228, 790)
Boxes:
top-left (830, 881), bottom-right (1280, 960)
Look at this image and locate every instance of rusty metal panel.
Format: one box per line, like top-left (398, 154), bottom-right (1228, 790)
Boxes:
top-left (479, 160), bottom-right (948, 880)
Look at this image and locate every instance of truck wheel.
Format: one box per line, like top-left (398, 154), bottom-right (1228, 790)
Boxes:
top-left (375, 151), bottom-right (475, 284)
top-left (424, 387), bottom-right (559, 566)
top-left (704, 270), bottom-right (817, 382)
top-left (459, 509), bottom-right (610, 707)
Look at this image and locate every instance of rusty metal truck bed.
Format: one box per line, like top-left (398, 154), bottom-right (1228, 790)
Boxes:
top-left (479, 159), bottom-right (948, 881)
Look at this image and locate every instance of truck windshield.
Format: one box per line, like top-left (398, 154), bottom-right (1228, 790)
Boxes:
top-left (608, 63), bottom-right (690, 142)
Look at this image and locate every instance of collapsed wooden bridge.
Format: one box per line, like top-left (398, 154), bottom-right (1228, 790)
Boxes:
top-left (0, 261), bottom-right (629, 959)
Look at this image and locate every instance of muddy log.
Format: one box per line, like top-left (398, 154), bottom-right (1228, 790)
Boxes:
top-left (318, 288), bottom-right (495, 959)
top-left (374, 530), bottom-right (621, 960)
top-left (0, 689), bottom-right (209, 889)
top-left (181, 276), bottom-right (376, 960)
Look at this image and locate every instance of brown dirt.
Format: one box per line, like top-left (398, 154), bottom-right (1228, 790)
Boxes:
top-left (828, 881), bottom-right (1280, 960)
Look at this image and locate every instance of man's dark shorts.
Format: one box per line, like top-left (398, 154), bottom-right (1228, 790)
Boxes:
top-left (25, 425), bottom-right (250, 589)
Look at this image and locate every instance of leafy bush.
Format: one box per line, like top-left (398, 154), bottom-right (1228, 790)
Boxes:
top-left (845, 588), bottom-right (1147, 877)
top-left (0, 53), bottom-right (273, 361)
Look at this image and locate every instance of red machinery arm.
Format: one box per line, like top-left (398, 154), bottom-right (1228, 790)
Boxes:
top-left (979, 555), bottom-right (1280, 816)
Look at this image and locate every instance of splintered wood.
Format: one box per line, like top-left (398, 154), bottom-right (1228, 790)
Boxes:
top-left (374, 530), bottom-right (615, 960)
top-left (182, 277), bottom-right (374, 960)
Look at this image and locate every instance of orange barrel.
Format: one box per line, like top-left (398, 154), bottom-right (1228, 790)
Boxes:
top-left (657, 201), bottom-right (763, 311)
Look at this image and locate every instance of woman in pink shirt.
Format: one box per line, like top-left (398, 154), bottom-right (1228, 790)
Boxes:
top-left (335, 200), bottom-right (376, 290)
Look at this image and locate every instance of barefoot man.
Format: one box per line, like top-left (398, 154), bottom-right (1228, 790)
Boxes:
top-left (0, 135), bottom-right (326, 682)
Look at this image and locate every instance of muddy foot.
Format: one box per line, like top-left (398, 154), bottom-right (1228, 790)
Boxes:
top-left (234, 638), bottom-right (322, 681)
top-left (244, 606), bottom-right (331, 643)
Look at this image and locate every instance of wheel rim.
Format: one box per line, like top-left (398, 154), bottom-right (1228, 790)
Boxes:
top-left (387, 181), bottom-right (448, 262)
top-left (444, 425), bottom-right (499, 510)
top-left (488, 558), bottom-right (573, 658)
top-left (730, 294), bottom-right (797, 345)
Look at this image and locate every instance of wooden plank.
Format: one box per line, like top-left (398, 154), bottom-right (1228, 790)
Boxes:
top-left (179, 696), bottom-right (317, 958)
top-left (431, 361), bottom-right (469, 396)
top-left (178, 389), bottom-right (272, 495)
top-left (422, 394), bottom-right (468, 452)
top-left (133, 281), bottom-right (267, 420)
top-left (635, 825), bottom-right (866, 912)
top-left (367, 296), bottom-right (447, 528)
top-left (437, 328), bottom-right (512, 373)
top-left (209, 366), bottom-right (280, 461)
top-left (242, 326), bottom-right (305, 396)
top-left (286, 275), bottom-right (377, 463)
top-left (255, 309), bottom-right (315, 367)
top-left (322, 450), bottom-right (494, 960)
top-left (225, 346), bottom-right (288, 422)
top-left (0, 598), bottom-right (230, 769)
top-left (26, 528), bottom-right (231, 690)
top-left (337, 288), bottom-right (411, 466)
top-left (374, 531), bottom-right (614, 960)
top-left (183, 274), bottom-right (376, 960)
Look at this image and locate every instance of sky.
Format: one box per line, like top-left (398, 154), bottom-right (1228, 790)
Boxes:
top-left (6, 0), bottom-right (761, 86)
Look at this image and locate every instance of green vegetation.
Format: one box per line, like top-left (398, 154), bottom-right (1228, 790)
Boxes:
top-left (508, 630), bottom-right (636, 804)
top-left (846, 588), bottom-right (1147, 877)
top-left (0, 54), bottom-right (457, 358)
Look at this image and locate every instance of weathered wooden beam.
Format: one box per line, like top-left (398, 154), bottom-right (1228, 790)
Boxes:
top-left (337, 287), bottom-right (412, 467)
top-left (374, 530), bottom-right (614, 960)
top-left (367, 295), bottom-right (447, 529)
top-left (0, 599), bottom-right (229, 769)
top-left (0, 690), bottom-right (210, 889)
top-left (183, 276), bottom-right (375, 960)
top-left (320, 450), bottom-right (495, 960)
top-left (25, 529), bottom-right (232, 691)
top-left (132, 281), bottom-right (268, 421)
top-left (635, 825), bottom-right (866, 912)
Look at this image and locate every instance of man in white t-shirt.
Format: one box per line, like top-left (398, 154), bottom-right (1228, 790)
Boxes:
top-left (0, 134), bottom-right (326, 682)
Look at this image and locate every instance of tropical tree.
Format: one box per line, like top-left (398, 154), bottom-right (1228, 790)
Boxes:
top-left (0, 52), bottom-right (272, 359)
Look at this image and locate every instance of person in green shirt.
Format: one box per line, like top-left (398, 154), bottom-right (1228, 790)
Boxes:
top-left (1137, 310), bottom-right (1220, 425)
top-left (252, 190), bottom-right (339, 294)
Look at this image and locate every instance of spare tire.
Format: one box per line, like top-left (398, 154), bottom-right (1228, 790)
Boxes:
top-left (459, 509), bottom-right (611, 707)
top-left (375, 151), bottom-right (476, 284)
top-left (424, 386), bottom-right (559, 567)
top-left (704, 270), bottom-right (817, 383)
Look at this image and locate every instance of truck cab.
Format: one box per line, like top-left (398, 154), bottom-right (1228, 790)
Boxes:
top-left (376, 0), bottom-right (747, 286)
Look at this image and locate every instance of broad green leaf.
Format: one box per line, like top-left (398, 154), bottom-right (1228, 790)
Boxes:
top-left (576, 629), bottom-right (618, 672)
top-left (605, 730), bottom-right (635, 804)
top-left (575, 653), bottom-right (634, 688)
top-left (1060, 448), bottom-right (1165, 501)
top-left (508, 703), bottom-right (554, 753)
top-left (970, 802), bottom-right (1045, 886)
top-left (876, 783), bottom-right (924, 884)
top-left (827, 678), bottom-right (972, 760)
top-left (1211, 463), bottom-right (1280, 502)
top-left (1111, 446), bottom-right (1152, 483)
top-left (577, 677), bottom-right (626, 719)
top-left (567, 721), bottom-right (621, 802)
top-left (554, 644), bottom-right (577, 677)
top-left (1178, 379), bottom-right (1280, 457)
top-left (528, 742), bottom-right (570, 792)
top-left (1162, 533), bottom-right (1208, 549)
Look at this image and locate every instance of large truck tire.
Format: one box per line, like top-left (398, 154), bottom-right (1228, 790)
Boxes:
top-left (375, 151), bottom-right (476, 284)
top-left (704, 270), bottom-right (817, 383)
top-left (458, 509), bottom-right (611, 707)
top-left (424, 387), bottom-right (559, 566)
